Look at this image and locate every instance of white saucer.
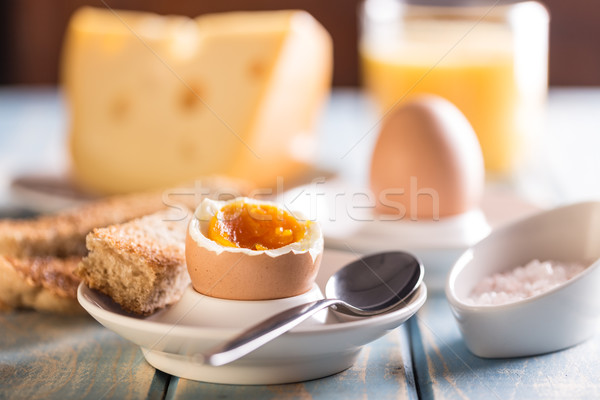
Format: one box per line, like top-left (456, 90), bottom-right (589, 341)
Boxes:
top-left (77, 250), bottom-right (427, 385)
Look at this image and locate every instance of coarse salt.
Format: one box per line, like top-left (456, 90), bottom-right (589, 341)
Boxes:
top-left (468, 259), bottom-right (587, 306)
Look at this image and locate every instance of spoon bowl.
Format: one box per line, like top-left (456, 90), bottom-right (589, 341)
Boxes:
top-left (203, 251), bottom-right (423, 366)
top-left (326, 251), bottom-right (423, 315)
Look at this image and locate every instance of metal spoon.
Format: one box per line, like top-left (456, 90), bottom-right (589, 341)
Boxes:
top-left (202, 251), bottom-right (424, 366)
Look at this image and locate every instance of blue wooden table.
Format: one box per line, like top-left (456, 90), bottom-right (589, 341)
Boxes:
top-left (1, 88), bottom-right (600, 399)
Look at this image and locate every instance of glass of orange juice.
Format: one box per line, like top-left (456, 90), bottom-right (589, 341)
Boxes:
top-left (360, 0), bottom-right (549, 176)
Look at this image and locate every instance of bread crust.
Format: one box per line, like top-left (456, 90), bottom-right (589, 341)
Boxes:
top-left (77, 210), bottom-right (191, 315)
top-left (0, 255), bottom-right (84, 314)
top-left (0, 193), bottom-right (168, 258)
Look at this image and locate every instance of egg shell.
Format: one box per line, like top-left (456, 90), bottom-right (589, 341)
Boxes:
top-left (185, 198), bottom-right (324, 300)
top-left (370, 95), bottom-right (484, 219)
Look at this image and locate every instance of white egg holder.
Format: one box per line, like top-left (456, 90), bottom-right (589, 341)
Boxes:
top-left (324, 209), bottom-right (491, 291)
top-left (281, 179), bottom-right (491, 291)
top-left (78, 250), bottom-right (427, 384)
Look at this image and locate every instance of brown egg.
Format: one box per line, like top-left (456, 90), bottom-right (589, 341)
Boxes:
top-left (370, 95), bottom-right (484, 219)
top-left (185, 197), bottom-right (323, 300)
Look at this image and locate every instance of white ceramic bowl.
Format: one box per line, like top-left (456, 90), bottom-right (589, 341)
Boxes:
top-left (446, 201), bottom-right (600, 358)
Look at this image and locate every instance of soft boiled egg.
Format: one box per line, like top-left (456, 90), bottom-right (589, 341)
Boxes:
top-left (185, 197), bottom-right (323, 300)
top-left (370, 95), bottom-right (485, 219)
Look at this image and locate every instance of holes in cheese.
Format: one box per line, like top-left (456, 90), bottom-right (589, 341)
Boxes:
top-left (180, 82), bottom-right (204, 112)
top-left (109, 95), bottom-right (130, 122)
top-left (248, 60), bottom-right (267, 79)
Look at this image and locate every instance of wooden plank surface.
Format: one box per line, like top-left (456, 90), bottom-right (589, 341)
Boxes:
top-left (2, 88), bottom-right (600, 400)
top-left (410, 293), bottom-right (600, 400)
top-left (169, 324), bottom-right (417, 400)
top-left (0, 311), bottom-right (167, 400)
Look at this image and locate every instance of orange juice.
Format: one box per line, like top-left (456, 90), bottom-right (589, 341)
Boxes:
top-left (360, 3), bottom-right (549, 175)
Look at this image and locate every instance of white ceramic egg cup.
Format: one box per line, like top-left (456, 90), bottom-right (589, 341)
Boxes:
top-left (282, 179), bottom-right (490, 292)
top-left (325, 209), bottom-right (490, 291)
top-left (446, 201), bottom-right (600, 358)
top-left (78, 250), bottom-right (427, 384)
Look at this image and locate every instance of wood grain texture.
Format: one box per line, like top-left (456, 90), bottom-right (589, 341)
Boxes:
top-left (410, 293), bottom-right (600, 400)
top-left (169, 324), bottom-right (417, 400)
top-left (2, 88), bottom-right (600, 399)
top-left (0, 311), bottom-right (164, 400)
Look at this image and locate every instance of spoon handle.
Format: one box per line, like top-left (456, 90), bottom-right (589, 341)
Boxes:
top-left (201, 298), bottom-right (341, 366)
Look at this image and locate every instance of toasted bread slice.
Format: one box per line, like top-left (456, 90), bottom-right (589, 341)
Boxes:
top-left (0, 176), bottom-right (252, 259)
top-left (0, 176), bottom-right (251, 314)
top-left (0, 255), bottom-right (83, 314)
top-left (76, 209), bottom-right (191, 315)
top-left (0, 193), bottom-right (170, 258)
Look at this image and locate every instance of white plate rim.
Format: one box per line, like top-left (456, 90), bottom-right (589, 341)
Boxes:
top-left (77, 282), bottom-right (427, 339)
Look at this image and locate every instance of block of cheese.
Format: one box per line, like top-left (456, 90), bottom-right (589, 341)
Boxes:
top-left (62, 7), bottom-right (332, 194)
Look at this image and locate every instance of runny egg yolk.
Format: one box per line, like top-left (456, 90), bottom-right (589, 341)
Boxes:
top-left (207, 201), bottom-right (309, 250)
